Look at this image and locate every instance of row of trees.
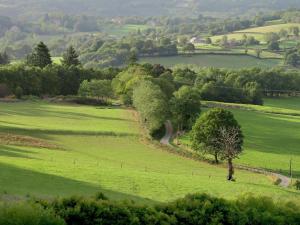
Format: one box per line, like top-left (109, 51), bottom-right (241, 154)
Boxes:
top-left (27, 42), bottom-right (80, 68)
top-left (110, 64), bottom-right (243, 180)
top-left (2, 58), bottom-right (300, 102)
top-left (81, 36), bottom-right (178, 68)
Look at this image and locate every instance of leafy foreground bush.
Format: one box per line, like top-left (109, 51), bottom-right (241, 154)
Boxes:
top-left (2, 193), bottom-right (300, 225)
top-left (0, 203), bottom-right (65, 225)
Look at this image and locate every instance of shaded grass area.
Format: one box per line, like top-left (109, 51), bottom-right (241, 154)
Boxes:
top-left (0, 101), bottom-right (299, 203)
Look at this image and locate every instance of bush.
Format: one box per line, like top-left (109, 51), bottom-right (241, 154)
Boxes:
top-left (15, 86), bottom-right (23, 99)
top-left (32, 193), bottom-right (300, 225)
top-left (0, 203), bottom-right (65, 225)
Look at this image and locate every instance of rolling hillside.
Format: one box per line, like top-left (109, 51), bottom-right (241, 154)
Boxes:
top-left (1, 0), bottom-right (300, 18)
top-left (0, 101), bottom-right (299, 202)
top-left (211, 23), bottom-right (300, 43)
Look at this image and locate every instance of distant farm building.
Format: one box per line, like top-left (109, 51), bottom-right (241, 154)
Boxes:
top-left (190, 37), bottom-right (206, 44)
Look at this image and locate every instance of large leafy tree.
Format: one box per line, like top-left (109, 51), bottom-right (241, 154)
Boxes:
top-left (62, 46), bottom-right (80, 66)
top-left (133, 80), bottom-right (169, 135)
top-left (170, 86), bottom-right (201, 131)
top-left (27, 42), bottom-right (52, 68)
top-left (112, 65), bottom-right (151, 104)
top-left (78, 79), bottom-right (113, 102)
top-left (191, 108), bottom-right (243, 169)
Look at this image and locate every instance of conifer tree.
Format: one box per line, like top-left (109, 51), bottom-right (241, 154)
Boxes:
top-left (62, 46), bottom-right (80, 66)
top-left (27, 42), bottom-right (52, 68)
top-left (0, 51), bottom-right (9, 65)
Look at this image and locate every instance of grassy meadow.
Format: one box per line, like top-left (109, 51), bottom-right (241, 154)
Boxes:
top-left (181, 97), bottom-right (300, 178)
top-left (0, 101), bottom-right (299, 202)
top-left (211, 23), bottom-right (300, 43)
top-left (140, 54), bottom-right (281, 69)
top-left (103, 24), bottom-right (151, 36)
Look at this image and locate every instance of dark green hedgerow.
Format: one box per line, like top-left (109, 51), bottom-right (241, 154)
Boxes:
top-left (17, 193), bottom-right (299, 225)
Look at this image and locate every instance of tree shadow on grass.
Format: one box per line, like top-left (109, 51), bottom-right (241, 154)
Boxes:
top-left (0, 125), bottom-right (138, 141)
top-left (0, 162), bottom-right (156, 204)
top-left (0, 145), bottom-right (36, 159)
top-left (0, 106), bottom-right (132, 122)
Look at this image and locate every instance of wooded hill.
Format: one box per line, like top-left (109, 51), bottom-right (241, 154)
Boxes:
top-left (1, 0), bottom-right (300, 18)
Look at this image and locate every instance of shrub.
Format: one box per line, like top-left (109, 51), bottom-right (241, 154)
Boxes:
top-left (15, 86), bottom-right (23, 99)
top-left (0, 203), bottom-right (65, 225)
top-left (1, 193), bottom-right (300, 225)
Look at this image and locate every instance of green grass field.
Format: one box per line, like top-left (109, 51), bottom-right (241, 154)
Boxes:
top-left (103, 24), bottom-right (150, 36)
top-left (0, 101), bottom-right (299, 202)
top-left (181, 97), bottom-right (300, 178)
top-left (140, 54), bottom-right (281, 69)
top-left (211, 23), bottom-right (300, 43)
top-left (236, 23), bottom-right (300, 34)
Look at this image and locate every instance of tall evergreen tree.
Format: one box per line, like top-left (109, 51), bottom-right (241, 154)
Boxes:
top-left (27, 42), bottom-right (52, 68)
top-left (0, 51), bottom-right (9, 65)
top-left (62, 46), bottom-right (80, 66)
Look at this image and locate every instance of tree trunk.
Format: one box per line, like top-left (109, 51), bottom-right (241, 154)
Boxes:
top-left (227, 158), bottom-right (234, 181)
top-left (214, 153), bottom-right (219, 164)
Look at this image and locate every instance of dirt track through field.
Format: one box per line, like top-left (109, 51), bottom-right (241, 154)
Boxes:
top-left (160, 120), bottom-right (173, 145)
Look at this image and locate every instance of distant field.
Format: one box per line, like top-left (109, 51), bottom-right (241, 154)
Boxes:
top-left (103, 24), bottom-right (151, 36)
top-left (140, 54), bottom-right (281, 69)
top-left (0, 101), bottom-right (299, 202)
top-left (52, 57), bottom-right (62, 64)
top-left (211, 33), bottom-right (266, 43)
top-left (10, 57), bottom-right (62, 66)
top-left (181, 97), bottom-right (300, 178)
top-left (211, 23), bottom-right (300, 43)
top-left (236, 23), bottom-right (300, 34)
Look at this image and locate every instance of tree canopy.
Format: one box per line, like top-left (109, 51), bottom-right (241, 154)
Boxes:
top-left (191, 108), bottom-right (243, 164)
top-left (133, 80), bottom-right (169, 135)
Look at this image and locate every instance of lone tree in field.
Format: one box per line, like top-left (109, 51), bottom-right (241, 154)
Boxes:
top-left (27, 42), bottom-right (52, 68)
top-left (214, 127), bottom-right (243, 181)
top-left (191, 108), bottom-right (243, 179)
top-left (62, 46), bottom-right (81, 66)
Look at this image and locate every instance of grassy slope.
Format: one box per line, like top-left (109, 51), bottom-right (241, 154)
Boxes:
top-left (140, 54), bottom-right (280, 69)
top-left (181, 97), bottom-right (300, 178)
top-left (211, 23), bottom-right (300, 42)
top-left (0, 101), bottom-right (299, 202)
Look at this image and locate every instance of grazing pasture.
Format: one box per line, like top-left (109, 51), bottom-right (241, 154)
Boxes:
top-left (0, 101), bottom-right (299, 202)
top-left (140, 54), bottom-right (281, 69)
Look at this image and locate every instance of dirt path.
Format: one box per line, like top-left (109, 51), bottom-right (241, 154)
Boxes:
top-left (237, 165), bottom-right (291, 188)
top-left (273, 173), bottom-right (291, 187)
top-left (160, 120), bottom-right (173, 145)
